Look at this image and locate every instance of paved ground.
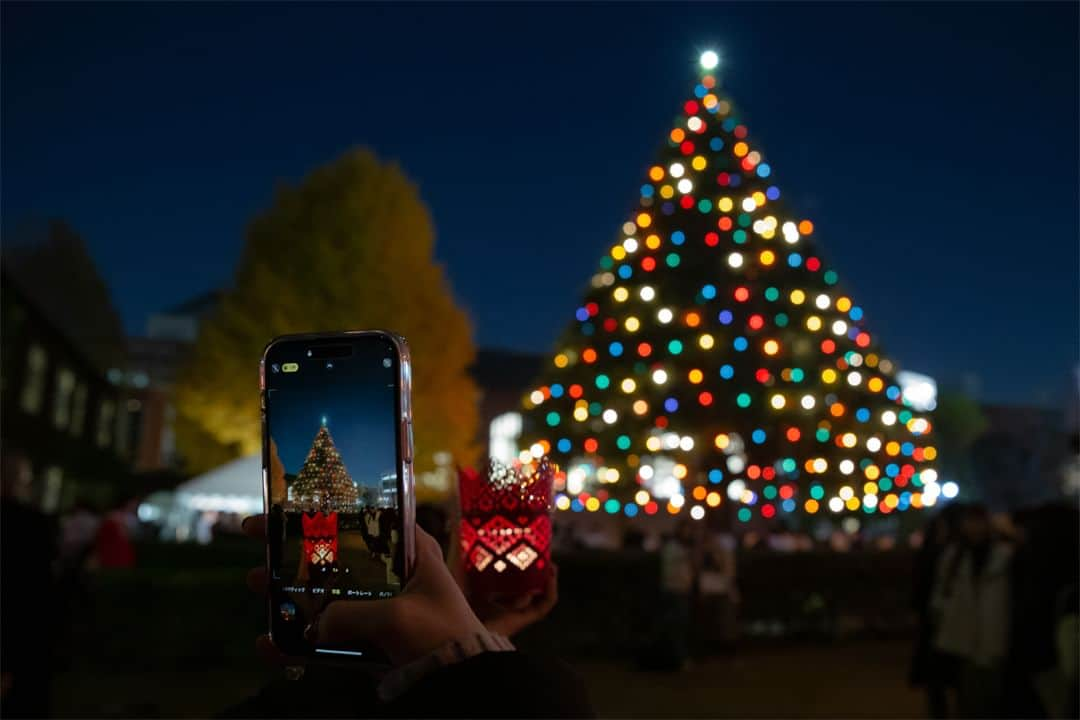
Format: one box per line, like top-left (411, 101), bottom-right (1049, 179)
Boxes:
top-left (54, 640), bottom-right (923, 718)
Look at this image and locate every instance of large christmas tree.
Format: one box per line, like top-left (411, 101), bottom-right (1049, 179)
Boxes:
top-left (522, 51), bottom-right (938, 524)
top-left (288, 419), bottom-right (360, 512)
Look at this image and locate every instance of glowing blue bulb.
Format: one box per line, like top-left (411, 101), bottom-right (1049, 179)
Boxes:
top-left (618, 264), bottom-right (632, 279)
top-left (849, 307), bottom-right (864, 321)
top-left (855, 407), bottom-right (870, 422)
top-left (571, 499), bottom-right (584, 512)
top-left (557, 438), bottom-right (571, 453)
top-left (701, 284), bottom-right (717, 299)
top-left (550, 383), bottom-right (564, 398)
top-left (710, 138), bottom-right (725, 151)
top-left (575, 307), bottom-right (589, 322)
top-left (788, 253), bottom-right (803, 268)
top-left (756, 163), bottom-right (771, 178)
top-left (624, 504), bottom-right (639, 518)
top-left (720, 364), bottom-right (734, 379)
top-left (718, 309), bottom-right (734, 325)
top-left (664, 397), bottom-right (679, 413)
top-left (671, 231), bottom-right (686, 246)
top-left (752, 429), bottom-right (766, 444)
top-left (733, 337), bottom-right (748, 352)
top-left (766, 186), bottom-right (780, 200)
top-left (708, 469), bottom-right (724, 484)
top-left (782, 499), bottom-right (796, 513)
top-left (640, 184), bottom-right (655, 198)
top-left (609, 342), bottom-right (623, 357)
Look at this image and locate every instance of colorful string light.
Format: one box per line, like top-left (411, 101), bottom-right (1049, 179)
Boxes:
top-left (521, 50), bottom-right (937, 520)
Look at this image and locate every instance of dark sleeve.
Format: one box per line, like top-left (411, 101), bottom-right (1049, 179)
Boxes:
top-left (384, 651), bottom-right (595, 719)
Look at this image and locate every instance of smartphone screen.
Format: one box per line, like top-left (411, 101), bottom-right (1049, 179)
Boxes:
top-left (262, 332), bottom-right (412, 658)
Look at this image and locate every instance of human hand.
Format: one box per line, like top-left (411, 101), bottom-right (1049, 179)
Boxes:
top-left (244, 514), bottom-right (486, 667)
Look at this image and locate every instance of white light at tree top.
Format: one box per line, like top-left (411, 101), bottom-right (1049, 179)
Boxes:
top-left (700, 50), bottom-right (720, 70)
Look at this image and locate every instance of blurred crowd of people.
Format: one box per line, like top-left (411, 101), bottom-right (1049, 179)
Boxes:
top-left (910, 502), bottom-right (1079, 718)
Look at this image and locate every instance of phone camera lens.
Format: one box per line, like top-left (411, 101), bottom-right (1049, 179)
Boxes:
top-left (382, 358), bottom-right (392, 368)
top-left (325, 361), bottom-right (334, 370)
top-left (271, 363), bottom-right (280, 374)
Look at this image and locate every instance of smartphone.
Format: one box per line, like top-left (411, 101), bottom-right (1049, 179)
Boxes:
top-left (260, 330), bottom-right (415, 659)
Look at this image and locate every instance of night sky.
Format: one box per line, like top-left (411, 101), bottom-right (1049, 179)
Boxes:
top-left (3, 3), bottom-right (1077, 405)
top-left (267, 355), bottom-right (398, 489)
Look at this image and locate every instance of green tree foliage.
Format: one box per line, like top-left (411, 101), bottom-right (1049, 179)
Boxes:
top-left (175, 149), bottom-right (478, 474)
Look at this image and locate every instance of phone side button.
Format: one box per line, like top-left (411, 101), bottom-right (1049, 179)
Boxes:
top-left (401, 419), bottom-right (413, 463)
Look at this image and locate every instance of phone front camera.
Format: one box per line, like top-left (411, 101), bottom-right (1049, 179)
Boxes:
top-left (325, 361), bottom-right (334, 370)
top-left (382, 358), bottom-right (392, 368)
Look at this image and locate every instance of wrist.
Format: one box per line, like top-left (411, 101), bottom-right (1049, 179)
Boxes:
top-left (378, 630), bottom-right (515, 702)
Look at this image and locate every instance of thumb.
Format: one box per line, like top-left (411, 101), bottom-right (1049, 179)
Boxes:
top-left (314, 596), bottom-right (394, 647)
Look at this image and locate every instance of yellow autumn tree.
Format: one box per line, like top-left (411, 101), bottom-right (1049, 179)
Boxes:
top-left (175, 148), bottom-right (479, 474)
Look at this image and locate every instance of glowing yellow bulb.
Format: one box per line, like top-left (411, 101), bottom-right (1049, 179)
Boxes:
top-left (691, 156), bottom-right (707, 171)
top-left (633, 399), bottom-right (648, 415)
top-left (752, 191), bottom-right (766, 206)
top-left (585, 497), bottom-right (600, 512)
top-left (924, 446), bottom-right (938, 461)
top-left (733, 141), bottom-right (749, 157)
top-left (611, 245), bottom-right (626, 261)
top-left (646, 436), bottom-right (661, 452)
top-left (636, 213), bottom-right (651, 228)
top-left (770, 394), bottom-right (785, 409)
top-left (673, 464), bottom-right (688, 480)
top-left (706, 492), bottom-right (721, 508)
top-left (868, 377), bottom-right (884, 392)
top-left (625, 316), bottom-right (640, 332)
top-left (688, 369), bottom-right (704, 384)
top-left (649, 166), bottom-right (665, 181)
top-left (865, 465), bottom-right (880, 481)
top-left (865, 353), bottom-right (879, 368)
top-left (812, 458), bottom-right (828, 473)
top-left (613, 287), bottom-right (629, 302)
top-left (822, 368), bottom-right (838, 384)
top-left (763, 339), bottom-right (780, 356)
top-left (886, 441), bottom-right (900, 456)
top-left (660, 184), bottom-right (675, 199)
top-left (556, 495), bottom-right (571, 511)
top-left (790, 289), bottom-right (806, 305)
top-left (864, 481), bottom-right (879, 495)
top-left (573, 407), bottom-right (588, 422)
top-left (646, 234), bottom-right (661, 250)
top-left (806, 316), bottom-right (822, 332)
top-left (760, 250), bottom-right (775, 266)
top-left (846, 497), bottom-right (861, 511)
top-left (699, 334), bottom-right (715, 350)
top-left (714, 433), bottom-right (729, 449)
top-left (836, 297), bottom-right (852, 312)
top-left (635, 490), bottom-right (650, 505)
top-left (529, 390), bottom-right (545, 405)
top-left (554, 353), bottom-right (569, 368)
top-left (621, 378), bottom-right (637, 393)
top-left (718, 197), bottom-right (733, 212)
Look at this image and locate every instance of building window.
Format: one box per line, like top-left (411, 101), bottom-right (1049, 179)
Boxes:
top-left (97, 399), bottom-right (115, 449)
top-left (489, 412), bottom-right (523, 465)
top-left (42, 467), bottom-right (63, 514)
top-left (70, 383), bottom-right (88, 437)
top-left (19, 344), bottom-right (48, 415)
top-left (53, 367), bottom-right (76, 430)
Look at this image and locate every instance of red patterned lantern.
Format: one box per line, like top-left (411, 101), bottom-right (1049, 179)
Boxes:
top-left (302, 511), bottom-right (339, 567)
top-left (459, 457), bottom-right (554, 596)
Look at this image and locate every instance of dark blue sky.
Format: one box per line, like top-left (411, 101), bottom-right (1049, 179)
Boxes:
top-left (3, 2), bottom-right (1077, 406)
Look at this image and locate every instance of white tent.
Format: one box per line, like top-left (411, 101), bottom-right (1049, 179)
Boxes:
top-left (174, 453), bottom-right (263, 515)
